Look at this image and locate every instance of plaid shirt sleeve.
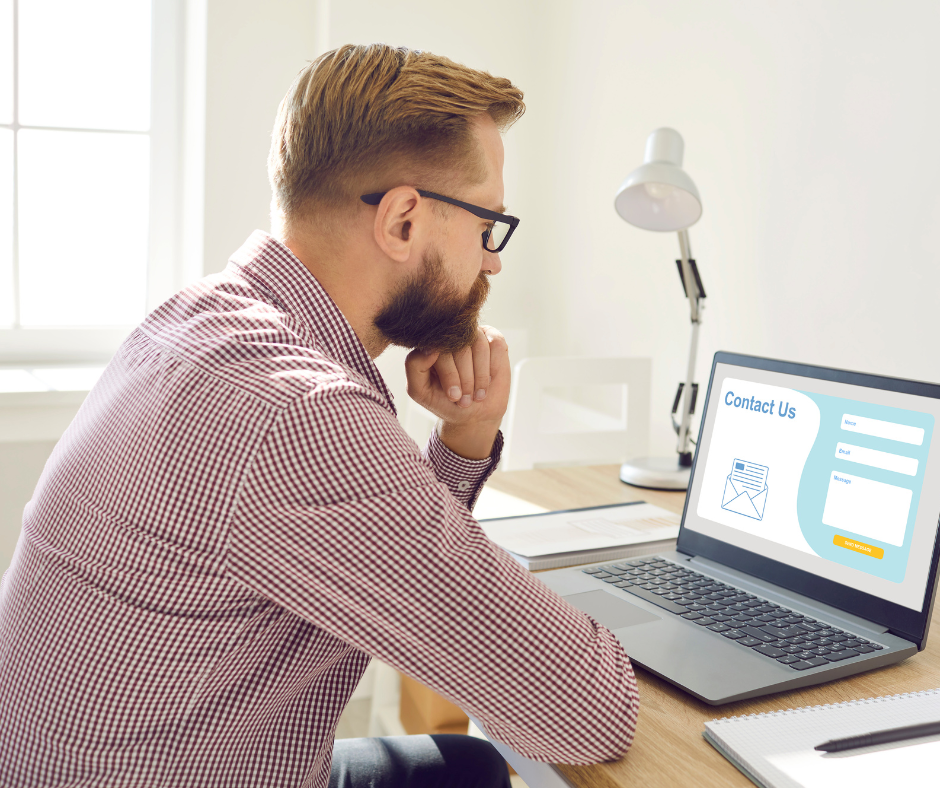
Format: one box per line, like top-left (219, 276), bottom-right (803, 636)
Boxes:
top-left (423, 426), bottom-right (503, 509)
top-left (224, 383), bottom-right (640, 764)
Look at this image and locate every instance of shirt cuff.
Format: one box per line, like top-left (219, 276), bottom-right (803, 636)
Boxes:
top-left (424, 428), bottom-right (503, 510)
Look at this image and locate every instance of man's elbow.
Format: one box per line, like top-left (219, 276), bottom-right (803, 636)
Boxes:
top-left (494, 654), bottom-right (641, 765)
top-left (562, 633), bottom-right (641, 763)
top-left (565, 665), bottom-right (640, 764)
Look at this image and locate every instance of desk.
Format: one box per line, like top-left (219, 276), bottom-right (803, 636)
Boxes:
top-left (484, 464), bottom-right (940, 788)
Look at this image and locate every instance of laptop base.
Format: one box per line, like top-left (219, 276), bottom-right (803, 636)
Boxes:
top-left (540, 550), bottom-right (916, 705)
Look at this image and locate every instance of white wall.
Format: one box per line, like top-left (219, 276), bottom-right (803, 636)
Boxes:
top-left (200, 0), bottom-right (327, 275)
top-left (329, 0), bottom-right (940, 456)
top-left (0, 441), bottom-right (56, 571)
top-left (169, 0), bottom-right (940, 455)
top-left (529, 0), bottom-right (940, 455)
top-left (6, 0), bottom-right (938, 568)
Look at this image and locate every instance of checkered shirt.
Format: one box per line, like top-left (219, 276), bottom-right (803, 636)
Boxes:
top-left (0, 231), bottom-right (639, 786)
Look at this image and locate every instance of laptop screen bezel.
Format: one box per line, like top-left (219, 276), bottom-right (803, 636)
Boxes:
top-left (677, 351), bottom-right (940, 649)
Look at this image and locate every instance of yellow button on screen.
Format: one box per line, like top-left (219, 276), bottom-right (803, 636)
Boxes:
top-left (833, 535), bottom-right (884, 559)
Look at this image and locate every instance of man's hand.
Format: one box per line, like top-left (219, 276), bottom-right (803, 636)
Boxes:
top-left (405, 326), bottom-right (510, 460)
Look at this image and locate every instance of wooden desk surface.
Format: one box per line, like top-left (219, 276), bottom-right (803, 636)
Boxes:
top-left (486, 465), bottom-right (940, 788)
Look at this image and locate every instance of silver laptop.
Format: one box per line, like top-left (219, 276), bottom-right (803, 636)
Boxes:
top-left (538, 352), bottom-right (940, 704)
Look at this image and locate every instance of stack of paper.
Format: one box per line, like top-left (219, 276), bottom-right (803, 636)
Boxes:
top-left (479, 502), bottom-right (681, 570)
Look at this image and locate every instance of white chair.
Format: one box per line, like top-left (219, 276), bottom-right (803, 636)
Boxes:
top-left (500, 357), bottom-right (651, 471)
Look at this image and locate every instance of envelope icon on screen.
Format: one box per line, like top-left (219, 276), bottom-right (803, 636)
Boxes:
top-left (721, 459), bottom-right (769, 521)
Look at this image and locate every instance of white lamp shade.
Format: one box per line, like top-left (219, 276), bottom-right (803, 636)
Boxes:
top-left (614, 128), bottom-right (702, 232)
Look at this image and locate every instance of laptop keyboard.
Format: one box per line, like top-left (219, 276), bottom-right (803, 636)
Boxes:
top-left (582, 557), bottom-right (885, 671)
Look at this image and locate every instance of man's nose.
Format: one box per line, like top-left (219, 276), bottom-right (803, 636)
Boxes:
top-left (482, 252), bottom-right (501, 275)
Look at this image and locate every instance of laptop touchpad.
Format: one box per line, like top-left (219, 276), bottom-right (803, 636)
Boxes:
top-left (564, 590), bottom-right (662, 629)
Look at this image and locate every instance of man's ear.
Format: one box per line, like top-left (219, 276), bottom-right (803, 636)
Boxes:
top-left (373, 186), bottom-right (423, 263)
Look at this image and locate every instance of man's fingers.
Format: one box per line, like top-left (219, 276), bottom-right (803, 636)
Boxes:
top-left (470, 328), bottom-right (491, 401)
top-left (449, 348), bottom-right (475, 408)
top-left (404, 349), bottom-right (440, 401)
top-left (406, 329), bottom-right (507, 414)
top-left (431, 353), bottom-right (463, 403)
top-left (405, 348), bottom-right (440, 375)
top-left (482, 326), bottom-right (510, 384)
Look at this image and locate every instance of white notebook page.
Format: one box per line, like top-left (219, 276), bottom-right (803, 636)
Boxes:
top-left (478, 503), bottom-right (680, 558)
top-left (705, 688), bottom-right (940, 788)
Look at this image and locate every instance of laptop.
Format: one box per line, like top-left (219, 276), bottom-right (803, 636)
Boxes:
top-left (537, 352), bottom-right (940, 704)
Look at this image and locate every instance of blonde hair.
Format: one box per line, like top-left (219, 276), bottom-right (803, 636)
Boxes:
top-left (268, 44), bottom-right (525, 232)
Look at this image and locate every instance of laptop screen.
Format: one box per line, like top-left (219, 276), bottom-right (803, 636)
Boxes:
top-left (683, 358), bottom-right (940, 614)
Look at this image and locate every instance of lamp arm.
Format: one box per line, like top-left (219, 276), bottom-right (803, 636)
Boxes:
top-left (675, 228), bottom-right (703, 464)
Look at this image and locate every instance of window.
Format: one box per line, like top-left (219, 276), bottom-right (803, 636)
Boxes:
top-left (0, 0), bottom-right (182, 361)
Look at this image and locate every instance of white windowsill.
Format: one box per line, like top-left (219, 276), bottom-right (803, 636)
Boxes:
top-left (0, 366), bottom-right (106, 443)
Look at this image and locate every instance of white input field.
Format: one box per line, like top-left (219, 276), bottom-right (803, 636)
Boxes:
top-left (822, 471), bottom-right (912, 547)
top-left (841, 414), bottom-right (924, 445)
top-left (834, 442), bottom-right (918, 476)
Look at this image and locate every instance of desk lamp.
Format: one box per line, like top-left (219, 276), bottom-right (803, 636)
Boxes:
top-left (615, 127), bottom-right (704, 490)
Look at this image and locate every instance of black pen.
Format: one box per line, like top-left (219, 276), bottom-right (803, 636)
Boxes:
top-left (815, 720), bottom-right (940, 752)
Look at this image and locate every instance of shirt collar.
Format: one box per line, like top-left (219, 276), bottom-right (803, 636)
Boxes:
top-left (227, 230), bottom-right (395, 414)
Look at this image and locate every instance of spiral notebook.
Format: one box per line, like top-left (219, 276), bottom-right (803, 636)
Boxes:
top-left (703, 688), bottom-right (940, 788)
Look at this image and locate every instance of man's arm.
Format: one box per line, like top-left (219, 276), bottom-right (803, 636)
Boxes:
top-left (422, 427), bottom-right (502, 511)
top-left (225, 384), bottom-right (639, 765)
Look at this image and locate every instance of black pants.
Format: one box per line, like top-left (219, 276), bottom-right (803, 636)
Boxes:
top-left (329, 734), bottom-right (511, 788)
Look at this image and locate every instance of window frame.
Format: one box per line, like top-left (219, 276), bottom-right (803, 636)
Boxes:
top-left (0, 0), bottom-right (186, 364)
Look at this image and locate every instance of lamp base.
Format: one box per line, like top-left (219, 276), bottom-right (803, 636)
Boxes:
top-left (620, 456), bottom-right (692, 491)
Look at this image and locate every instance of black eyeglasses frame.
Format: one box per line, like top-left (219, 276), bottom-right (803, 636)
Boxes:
top-left (360, 189), bottom-right (520, 253)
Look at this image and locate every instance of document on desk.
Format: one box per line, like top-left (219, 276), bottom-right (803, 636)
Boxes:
top-left (703, 688), bottom-right (940, 788)
top-left (479, 502), bottom-right (680, 569)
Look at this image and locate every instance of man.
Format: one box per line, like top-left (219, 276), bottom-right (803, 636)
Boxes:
top-left (0, 45), bottom-right (639, 787)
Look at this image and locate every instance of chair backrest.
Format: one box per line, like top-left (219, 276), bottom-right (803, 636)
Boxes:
top-left (501, 356), bottom-right (651, 471)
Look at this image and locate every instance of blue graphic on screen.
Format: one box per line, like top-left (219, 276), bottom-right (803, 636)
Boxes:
top-left (721, 459), bottom-right (769, 520)
top-left (795, 392), bottom-right (933, 584)
top-left (697, 376), bottom-right (939, 601)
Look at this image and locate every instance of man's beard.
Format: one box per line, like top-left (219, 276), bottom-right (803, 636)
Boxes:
top-left (374, 248), bottom-right (490, 354)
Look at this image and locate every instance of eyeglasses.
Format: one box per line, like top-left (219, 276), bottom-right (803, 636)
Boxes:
top-left (360, 189), bottom-right (520, 253)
